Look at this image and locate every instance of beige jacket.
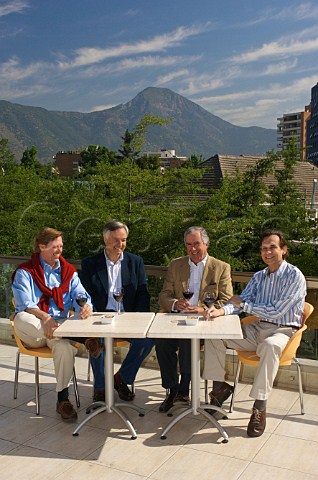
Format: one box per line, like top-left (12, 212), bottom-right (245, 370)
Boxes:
top-left (159, 254), bottom-right (233, 312)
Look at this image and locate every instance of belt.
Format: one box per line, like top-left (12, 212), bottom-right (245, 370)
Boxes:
top-left (260, 320), bottom-right (301, 330)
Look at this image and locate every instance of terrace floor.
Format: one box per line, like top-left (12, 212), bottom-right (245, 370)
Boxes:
top-left (0, 343), bottom-right (318, 480)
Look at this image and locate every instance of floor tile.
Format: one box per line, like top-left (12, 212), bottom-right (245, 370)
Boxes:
top-left (0, 445), bottom-right (77, 479)
top-left (148, 445), bottom-right (248, 480)
top-left (253, 433), bottom-right (318, 475)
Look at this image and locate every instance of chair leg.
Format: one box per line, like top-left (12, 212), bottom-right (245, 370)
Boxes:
top-left (35, 356), bottom-right (40, 415)
top-left (14, 350), bottom-right (20, 399)
top-left (72, 367), bottom-right (80, 408)
top-left (229, 359), bottom-right (241, 413)
top-left (204, 379), bottom-right (209, 404)
top-left (294, 357), bottom-right (305, 415)
top-left (87, 353), bottom-right (91, 382)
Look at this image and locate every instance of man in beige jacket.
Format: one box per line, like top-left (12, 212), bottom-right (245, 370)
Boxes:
top-left (156, 226), bottom-right (233, 412)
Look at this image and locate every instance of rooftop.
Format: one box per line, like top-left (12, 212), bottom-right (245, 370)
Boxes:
top-left (1, 343), bottom-right (318, 479)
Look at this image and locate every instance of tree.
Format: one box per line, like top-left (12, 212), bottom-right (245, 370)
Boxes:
top-left (20, 146), bottom-right (42, 172)
top-left (0, 138), bottom-right (16, 173)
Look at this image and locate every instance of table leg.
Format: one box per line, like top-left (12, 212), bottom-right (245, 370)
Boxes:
top-left (160, 338), bottom-right (229, 443)
top-left (72, 337), bottom-right (139, 439)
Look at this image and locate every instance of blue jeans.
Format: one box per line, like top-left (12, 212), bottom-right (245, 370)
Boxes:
top-left (91, 337), bottom-right (155, 390)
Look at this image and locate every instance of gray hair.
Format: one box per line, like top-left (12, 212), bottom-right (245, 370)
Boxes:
top-left (184, 226), bottom-right (209, 245)
top-left (103, 220), bottom-right (129, 239)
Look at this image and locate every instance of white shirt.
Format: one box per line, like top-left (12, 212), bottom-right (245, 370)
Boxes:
top-left (104, 251), bottom-right (124, 311)
top-left (188, 255), bottom-right (208, 306)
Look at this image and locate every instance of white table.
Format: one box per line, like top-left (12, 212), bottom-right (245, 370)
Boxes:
top-left (54, 311), bottom-right (155, 438)
top-left (147, 313), bottom-right (242, 443)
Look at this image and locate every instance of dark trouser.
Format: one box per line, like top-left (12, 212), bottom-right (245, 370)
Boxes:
top-left (90, 337), bottom-right (155, 390)
top-left (155, 338), bottom-right (191, 389)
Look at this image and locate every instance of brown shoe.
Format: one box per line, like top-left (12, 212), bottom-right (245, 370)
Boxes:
top-left (174, 392), bottom-right (191, 404)
top-left (85, 338), bottom-right (104, 358)
top-left (208, 382), bottom-right (234, 414)
top-left (56, 400), bottom-right (78, 422)
top-left (247, 407), bottom-right (266, 437)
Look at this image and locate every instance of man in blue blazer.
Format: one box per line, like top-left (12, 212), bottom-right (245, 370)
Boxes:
top-left (80, 220), bottom-right (154, 402)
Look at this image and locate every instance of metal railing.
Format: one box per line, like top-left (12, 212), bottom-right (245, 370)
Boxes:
top-left (1, 255), bottom-right (318, 359)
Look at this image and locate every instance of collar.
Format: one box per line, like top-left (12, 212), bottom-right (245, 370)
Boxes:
top-left (40, 255), bottom-right (61, 272)
top-left (188, 254), bottom-right (208, 270)
top-left (104, 250), bottom-right (124, 266)
top-left (263, 259), bottom-right (287, 277)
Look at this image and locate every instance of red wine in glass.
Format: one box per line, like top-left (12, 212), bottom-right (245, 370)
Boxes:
top-left (76, 294), bottom-right (87, 307)
top-left (183, 289), bottom-right (194, 300)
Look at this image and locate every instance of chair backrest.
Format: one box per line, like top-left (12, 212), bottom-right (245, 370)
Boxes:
top-left (280, 301), bottom-right (314, 365)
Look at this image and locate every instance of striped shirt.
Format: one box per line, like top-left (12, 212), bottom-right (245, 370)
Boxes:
top-left (223, 260), bottom-right (306, 327)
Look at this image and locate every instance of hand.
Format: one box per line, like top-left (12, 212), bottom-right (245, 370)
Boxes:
top-left (42, 316), bottom-right (58, 339)
top-left (182, 305), bottom-right (205, 314)
top-left (203, 306), bottom-right (224, 320)
top-left (174, 298), bottom-right (191, 312)
top-left (79, 303), bottom-right (92, 319)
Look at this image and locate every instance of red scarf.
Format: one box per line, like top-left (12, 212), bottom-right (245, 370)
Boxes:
top-left (12, 253), bottom-right (76, 313)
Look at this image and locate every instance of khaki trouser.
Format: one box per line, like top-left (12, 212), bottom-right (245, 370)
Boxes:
top-left (14, 312), bottom-right (78, 392)
top-left (203, 321), bottom-right (296, 400)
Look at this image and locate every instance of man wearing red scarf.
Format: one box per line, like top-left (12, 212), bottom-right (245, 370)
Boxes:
top-left (12, 227), bottom-right (93, 422)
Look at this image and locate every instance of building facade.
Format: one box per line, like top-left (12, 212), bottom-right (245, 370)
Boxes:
top-left (277, 106), bottom-right (311, 161)
top-left (306, 82), bottom-right (318, 164)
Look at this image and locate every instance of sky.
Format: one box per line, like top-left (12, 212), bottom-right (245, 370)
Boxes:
top-left (1, 0), bottom-right (318, 130)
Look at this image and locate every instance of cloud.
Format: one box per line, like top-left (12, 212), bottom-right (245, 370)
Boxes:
top-left (231, 35), bottom-right (318, 64)
top-left (58, 24), bottom-right (210, 69)
top-left (90, 104), bottom-right (116, 112)
top-left (155, 69), bottom-right (190, 85)
top-left (0, 0), bottom-right (29, 17)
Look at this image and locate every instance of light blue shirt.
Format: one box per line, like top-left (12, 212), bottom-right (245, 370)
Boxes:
top-left (12, 256), bottom-right (92, 321)
top-left (188, 255), bottom-right (208, 306)
top-left (223, 261), bottom-right (306, 327)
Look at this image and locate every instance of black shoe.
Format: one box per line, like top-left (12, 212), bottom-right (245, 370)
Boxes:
top-left (114, 377), bottom-right (135, 401)
top-left (93, 391), bottom-right (105, 402)
top-left (159, 393), bottom-right (176, 412)
top-left (208, 382), bottom-right (234, 414)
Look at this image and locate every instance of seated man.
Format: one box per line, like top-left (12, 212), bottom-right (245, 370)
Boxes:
top-left (12, 227), bottom-right (93, 422)
top-left (203, 229), bottom-right (306, 437)
top-left (156, 226), bottom-right (233, 412)
top-left (80, 220), bottom-right (154, 402)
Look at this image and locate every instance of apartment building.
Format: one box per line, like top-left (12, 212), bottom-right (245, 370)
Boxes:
top-left (277, 106), bottom-right (311, 160)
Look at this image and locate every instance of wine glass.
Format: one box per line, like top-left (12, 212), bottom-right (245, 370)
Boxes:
top-left (76, 293), bottom-right (88, 308)
top-left (182, 288), bottom-right (194, 301)
top-left (203, 292), bottom-right (215, 309)
top-left (113, 287), bottom-right (124, 314)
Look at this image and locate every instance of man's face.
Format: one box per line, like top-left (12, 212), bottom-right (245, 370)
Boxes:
top-left (260, 234), bottom-right (287, 272)
top-left (185, 231), bottom-right (208, 265)
top-left (104, 228), bottom-right (127, 262)
top-left (39, 236), bottom-right (63, 268)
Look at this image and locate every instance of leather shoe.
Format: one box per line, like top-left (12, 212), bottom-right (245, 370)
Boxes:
top-left (56, 400), bottom-right (77, 422)
top-left (159, 393), bottom-right (175, 412)
top-left (114, 377), bottom-right (135, 401)
top-left (208, 382), bottom-right (234, 414)
top-left (174, 392), bottom-right (190, 404)
top-left (85, 338), bottom-right (103, 358)
top-left (247, 407), bottom-right (266, 437)
top-left (93, 390), bottom-right (105, 402)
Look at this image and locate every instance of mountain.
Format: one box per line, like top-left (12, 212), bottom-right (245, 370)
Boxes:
top-left (0, 87), bottom-right (276, 161)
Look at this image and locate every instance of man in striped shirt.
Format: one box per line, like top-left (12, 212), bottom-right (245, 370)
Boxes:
top-left (203, 229), bottom-right (307, 437)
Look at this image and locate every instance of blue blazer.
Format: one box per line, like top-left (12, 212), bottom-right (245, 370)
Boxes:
top-left (80, 251), bottom-right (150, 312)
